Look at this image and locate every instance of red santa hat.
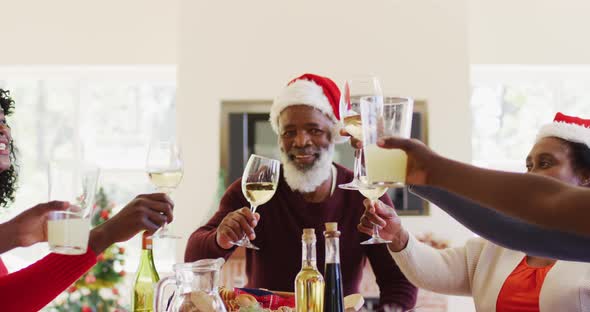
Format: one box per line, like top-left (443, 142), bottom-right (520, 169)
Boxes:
top-left (270, 73), bottom-right (346, 143)
top-left (536, 112), bottom-right (590, 147)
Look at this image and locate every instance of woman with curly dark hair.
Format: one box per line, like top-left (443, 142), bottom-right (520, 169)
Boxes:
top-left (0, 88), bottom-right (18, 209)
top-left (0, 89), bottom-right (175, 311)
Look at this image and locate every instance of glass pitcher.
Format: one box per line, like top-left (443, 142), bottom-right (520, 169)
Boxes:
top-left (154, 258), bottom-right (227, 312)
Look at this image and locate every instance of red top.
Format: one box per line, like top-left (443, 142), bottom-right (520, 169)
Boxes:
top-left (0, 251), bottom-right (97, 312)
top-left (185, 163), bottom-right (417, 309)
top-left (496, 257), bottom-right (555, 312)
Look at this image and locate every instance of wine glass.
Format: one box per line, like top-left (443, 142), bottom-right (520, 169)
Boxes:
top-left (357, 149), bottom-right (392, 245)
top-left (146, 140), bottom-right (183, 239)
top-left (233, 154), bottom-right (281, 250)
top-left (338, 77), bottom-right (383, 190)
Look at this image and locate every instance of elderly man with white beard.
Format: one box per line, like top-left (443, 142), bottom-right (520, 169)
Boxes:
top-left (185, 74), bottom-right (417, 310)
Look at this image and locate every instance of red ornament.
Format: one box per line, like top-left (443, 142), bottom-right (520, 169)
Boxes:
top-left (100, 210), bottom-right (109, 219)
top-left (96, 254), bottom-right (105, 262)
top-left (118, 247), bottom-right (125, 254)
top-left (67, 286), bottom-right (77, 293)
top-left (82, 305), bottom-right (92, 312)
top-left (119, 270), bottom-right (126, 277)
top-left (112, 287), bottom-right (119, 295)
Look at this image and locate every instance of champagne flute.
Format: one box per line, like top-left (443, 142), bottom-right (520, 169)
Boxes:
top-left (357, 150), bottom-right (392, 245)
top-left (146, 140), bottom-right (183, 239)
top-left (233, 154), bottom-right (281, 250)
top-left (338, 77), bottom-right (383, 190)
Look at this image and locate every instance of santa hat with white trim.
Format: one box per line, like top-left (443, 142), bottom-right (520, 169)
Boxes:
top-left (536, 112), bottom-right (590, 147)
top-left (270, 73), bottom-right (347, 143)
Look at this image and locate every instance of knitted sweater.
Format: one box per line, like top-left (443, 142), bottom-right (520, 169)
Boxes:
top-left (390, 235), bottom-right (590, 311)
top-left (0, 251), bottom-right (97, 311)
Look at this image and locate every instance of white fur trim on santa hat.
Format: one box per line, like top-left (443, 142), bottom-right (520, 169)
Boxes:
top-left (536, 121), bottom-right (590, 147)
top-left (270, 79), bottom-right (347, 143)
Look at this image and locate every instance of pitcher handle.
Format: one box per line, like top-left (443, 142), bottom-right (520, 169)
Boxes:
top-left (154, 275), bottom-right (176, 312)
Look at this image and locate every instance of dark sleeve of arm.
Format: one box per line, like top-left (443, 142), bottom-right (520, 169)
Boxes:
top-left (184, 179), bottom-right (247, 262)
top-left (428, 156), bottom-right (590, 235)
top-left (366, 194), bottom-right (418, 310)
top-left (0, 250), bottom-right (97, 312)
top-left (410, 185), bottom-right (590, 262)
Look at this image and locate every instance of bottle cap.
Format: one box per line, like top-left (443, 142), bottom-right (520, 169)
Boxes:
top-left (325, 222), bottom-right (338, 232)
top-left (302, 228), bottom-right (316, 242)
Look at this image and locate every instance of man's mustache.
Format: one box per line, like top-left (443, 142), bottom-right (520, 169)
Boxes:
top-left (288, 147), bottom-right (321, 156)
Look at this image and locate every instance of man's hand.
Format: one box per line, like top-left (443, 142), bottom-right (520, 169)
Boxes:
top-left (5, 201), bottom-right (69, 248)
top-left (340, 128), bottom-right (363, 149)
top-left (357, 199), bottom-right (409, 252)
top-left (89, 193), bottom-right (174, 254)
top-left (216, 207), bottom-right (260, 250)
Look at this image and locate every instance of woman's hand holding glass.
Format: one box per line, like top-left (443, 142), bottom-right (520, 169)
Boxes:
top-left (357, 198), bottom-right (409, 252)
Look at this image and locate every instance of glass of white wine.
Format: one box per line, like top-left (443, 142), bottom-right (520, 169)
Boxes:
top-left (338, 77), bottom-right (383, 190)
top-left (360, 96), bottom-right (413, 188)
top-left (233, 154), bottom-right (281, 250)
top-left (357, 150), bottom-right (391, 245)
top-left (146, 140), bottom-right (183, 239)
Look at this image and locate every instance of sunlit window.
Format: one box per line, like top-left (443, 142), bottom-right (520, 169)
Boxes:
top-left (471, 65), bottom-right (590, 171)
top-left (0, 66), bottom-right (176, 279)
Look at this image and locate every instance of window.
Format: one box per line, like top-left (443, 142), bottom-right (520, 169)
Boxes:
top-left (471, 65), bottom-right (590, 171)
top-left (0, 66), bottom-right (176, 278)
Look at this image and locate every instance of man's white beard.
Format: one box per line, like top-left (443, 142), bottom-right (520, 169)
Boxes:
top-left (281, 144), bottom-right (335, 193)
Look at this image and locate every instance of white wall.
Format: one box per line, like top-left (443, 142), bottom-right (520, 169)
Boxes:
top-left (469, 0), bottom-right (590, 64)
top-left (177, 1), bottom-right (474, 310)
top-left (0, 0), bottom-right (178, 64)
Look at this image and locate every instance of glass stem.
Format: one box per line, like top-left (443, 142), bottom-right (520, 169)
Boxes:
top-left (159, 189), bottom-right (172, 231)
top-left (353, 148), bottom-right (362, 180)
top-left (240, 204), bottom-right (258, 241)
top-left (370, 200), bottom-right (380, 238)
top-left (372, 224), bottom-right (380, 239)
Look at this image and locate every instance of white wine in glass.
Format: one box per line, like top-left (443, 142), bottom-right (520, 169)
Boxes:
top-left (148, 170), bottom-right (183, 194)
top-left (233, 154), bottom-right (281, 250)
top-left (146, 140), bottom-right (183, 239)
top-left (338, 77), bottom-right (383, 190)
top-left (358, 150), bottom-right (392, 245)
top-left (343, 115), bottom-right (363, 140)
top-left (358, 182), bottom-right (391, 245)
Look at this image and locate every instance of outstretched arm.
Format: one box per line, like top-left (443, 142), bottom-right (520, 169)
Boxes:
top-left (378, 137), bottom-right (590, 236)
top-left (410, 185), bottom-right (590, 261)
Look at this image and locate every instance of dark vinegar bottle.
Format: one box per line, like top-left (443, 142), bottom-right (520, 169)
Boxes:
top-left (323, 222), bottom-right (344, 312)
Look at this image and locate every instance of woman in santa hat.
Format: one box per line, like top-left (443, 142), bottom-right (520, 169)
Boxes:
top-left (359, 112), bottom-right (590, 311)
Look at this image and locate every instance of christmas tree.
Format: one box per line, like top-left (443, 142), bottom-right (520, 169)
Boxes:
top-left (49, 188), bottom-right (127, 312)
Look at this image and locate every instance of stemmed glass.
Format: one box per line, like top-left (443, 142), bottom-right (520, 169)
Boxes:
top-left (233, 154), bottom-right (281, 250)
top-left (357, 150), bottom-right (392, 245)
top-left (146, 140), bottom-right (183, 239)
top-left (338, 77), bottom-right (383, 190)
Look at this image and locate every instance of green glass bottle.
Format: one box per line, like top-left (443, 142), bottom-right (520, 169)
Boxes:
top-left (132, 232), bottom-right (160, 312)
